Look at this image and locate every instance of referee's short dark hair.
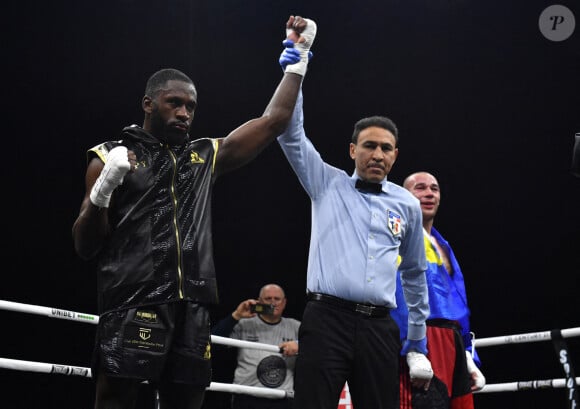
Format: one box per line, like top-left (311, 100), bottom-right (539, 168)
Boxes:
top-left (352, 116), bottom-right (399, 145)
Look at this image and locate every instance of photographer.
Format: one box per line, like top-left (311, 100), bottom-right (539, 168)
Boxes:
top-left (211, 284), bottom-right (300, 409)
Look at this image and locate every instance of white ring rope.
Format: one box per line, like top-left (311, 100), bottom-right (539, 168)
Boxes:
top-left (0, 358), bottom-right (291, 398)
top-left (473, 327), bottom-right (580, 348)
top-left (1, 299), bottom-right (579, 396)
top-left (0, 299), bottom-right (99, 325)
top-left (211, 334), bottom-right (280, 353)
top-left (480, 377), bottom-right (580, 393)
top-left (0, 300), bottom-right (278, 353)
top-left (0, 355), bottom-right (575, 396)
top-left (0, 357), bottom-right (91, 377)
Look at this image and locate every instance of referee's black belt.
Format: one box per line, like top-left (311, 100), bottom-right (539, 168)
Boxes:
top-left (307, 292), bottom-right (391, 317)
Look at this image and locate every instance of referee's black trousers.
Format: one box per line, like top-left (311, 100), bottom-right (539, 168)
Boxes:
top-left (293, 298), bottom-right (401, 409)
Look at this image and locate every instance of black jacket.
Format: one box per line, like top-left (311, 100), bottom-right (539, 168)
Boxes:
top-left (89, 125), bottom-right (220, 314)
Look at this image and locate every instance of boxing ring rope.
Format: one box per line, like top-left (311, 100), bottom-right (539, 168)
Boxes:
top-left (0, 299), bottom-right (280, 353)
top-left (1, 299), bottom-right (578, 397)
top-left (1, 355), bottom-right (577, 395)
top-left (472, 327), bottom-right (580, 348)
top-left (478, 377), bottom-right (580, 393)
top-left (0, 299), bottom-right (287, 399)
top-left (0, 357), bottom-right (291, 399)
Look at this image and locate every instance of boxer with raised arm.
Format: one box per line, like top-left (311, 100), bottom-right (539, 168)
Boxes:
top-left (72, 16), bottom-right (316, 409)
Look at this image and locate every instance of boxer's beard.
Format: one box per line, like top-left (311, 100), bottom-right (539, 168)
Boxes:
top-left (150, 114), bottom-right (189, 146)
top-left (160, 129), bottom-right (188, 146)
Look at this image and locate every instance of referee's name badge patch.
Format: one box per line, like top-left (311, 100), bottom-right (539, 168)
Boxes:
top-left (387, 209), bottom-right (402, 236)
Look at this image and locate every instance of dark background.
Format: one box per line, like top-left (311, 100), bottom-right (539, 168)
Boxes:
top-left (2, 0), bottom-right (579, 408)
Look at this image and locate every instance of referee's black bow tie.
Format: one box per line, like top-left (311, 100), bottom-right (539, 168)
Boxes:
top-left (355, 179), bottom-right (382, 194)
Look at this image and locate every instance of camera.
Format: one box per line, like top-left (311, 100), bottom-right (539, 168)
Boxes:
top-left (250, 303), bottom-right (275, 315)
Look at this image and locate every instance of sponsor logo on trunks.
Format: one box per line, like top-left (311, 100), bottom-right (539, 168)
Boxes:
top-left (135, 310), bottom-right (158, 324)
top-left (139, 328), bottom-right (151, 340)
top-left (204, 343), bottom-right (211, 360)
top-left (387, 209), bottom-right (402, 236)
top-left (190, 152), bottom-right (205, 164)
top-left (124, 325), bottom-right (166, 352)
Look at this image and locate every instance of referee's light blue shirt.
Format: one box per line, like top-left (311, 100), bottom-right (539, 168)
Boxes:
top-left (277, 90), bottom-right (429, 341)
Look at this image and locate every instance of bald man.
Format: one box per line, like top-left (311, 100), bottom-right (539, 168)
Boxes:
top-left (392, 172), bottom-right (485, 409)
top-left (212, 284), bottom-right (300, 409)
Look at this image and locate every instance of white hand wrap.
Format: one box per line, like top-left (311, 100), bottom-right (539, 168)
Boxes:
top-left (89, 146), bottom-right (131, 208)
top-left (285, 18), bottom-right (317, 76)
top-left (465, 350), bottom-right (486, 391)
top-left (407, 351), bottom-right (434, 380)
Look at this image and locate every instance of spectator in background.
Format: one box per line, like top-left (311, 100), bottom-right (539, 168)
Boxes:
top-left (212, 284), bottom-right (300, 409)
